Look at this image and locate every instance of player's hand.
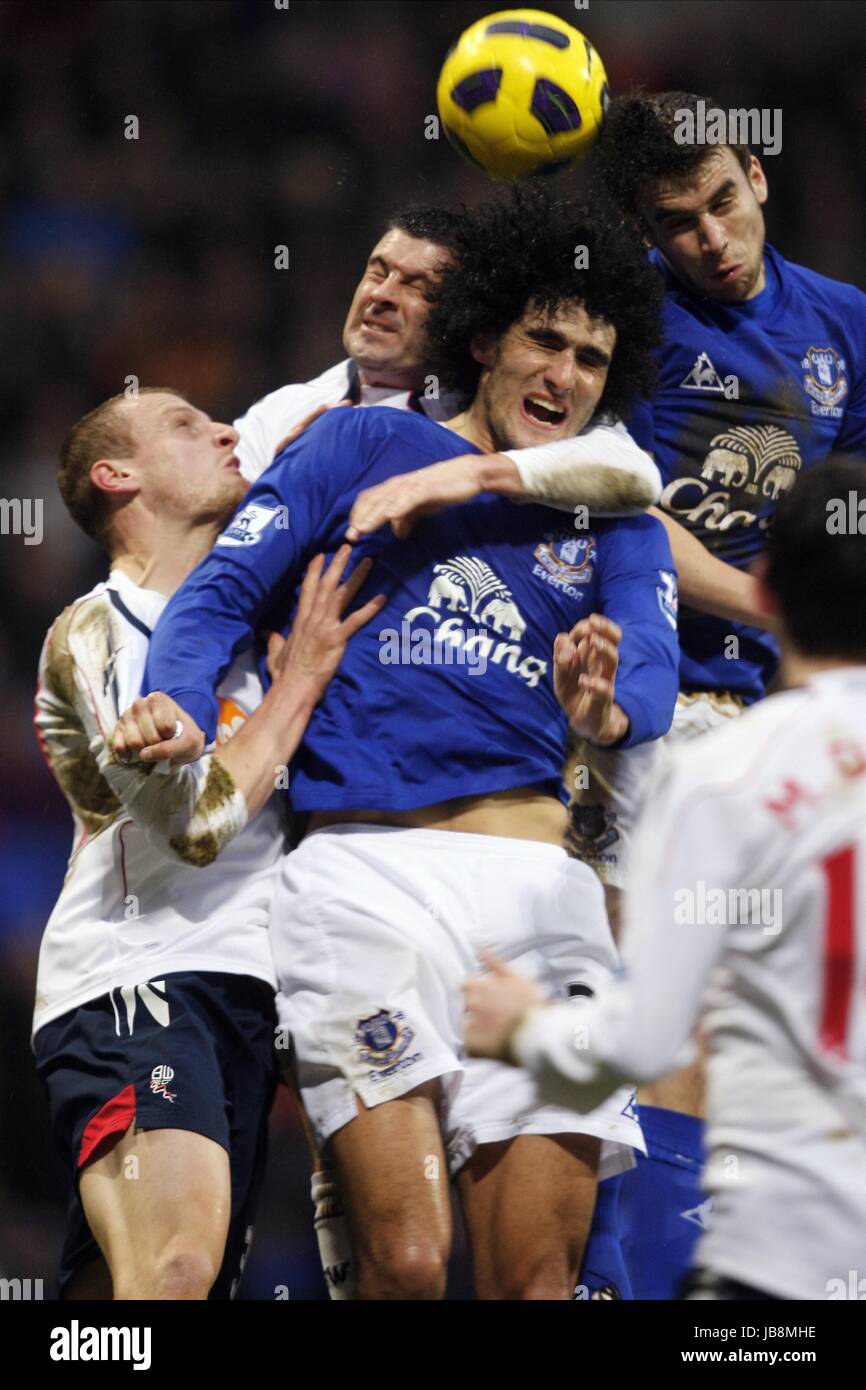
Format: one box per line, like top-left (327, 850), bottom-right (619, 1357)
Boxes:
top-left (266, 544), bottom-right (386, 699)
top-left (271, 399), bottom-right (352, 458)
top-left (463, 953), bottom-right (546, 1062)
top-left (553, 614), bottom-right (629, 746)
top-left (112, 694), bottom-right (206, 768)
top-left (345, 455), bottom-right (487, 542)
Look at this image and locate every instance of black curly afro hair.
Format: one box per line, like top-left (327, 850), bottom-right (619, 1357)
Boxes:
top-left (591, 90), bottom-right (752, 233)
top-left (424, 180), bottom-right (663, 422)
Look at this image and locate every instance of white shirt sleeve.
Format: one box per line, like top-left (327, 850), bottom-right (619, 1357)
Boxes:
top-left (234, 363), bottom-right (354, 481)
top-left (502, 419), bottom-right (661, 515)
top-left (56, 600), bottom-right (249, 867)
top-left (234, 384), bottom-right (315, 482)
top-left (512, 759), bottom-right (743, 1109)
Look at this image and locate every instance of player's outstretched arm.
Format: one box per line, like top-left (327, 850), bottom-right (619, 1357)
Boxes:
top-left (345, 421), bottom-right (660, 542)
top-left (115, 548), bottom-right (385, 824)
top-left (648, 506), bottom-right (774, 629)
top-left (462, 954), bottom-right (628, 1113)
top-left (214, 547), bottom-right (384, 816)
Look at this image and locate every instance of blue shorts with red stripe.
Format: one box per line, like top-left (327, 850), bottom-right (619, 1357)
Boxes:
top-left (33, 971), bottom-right (278, 1299)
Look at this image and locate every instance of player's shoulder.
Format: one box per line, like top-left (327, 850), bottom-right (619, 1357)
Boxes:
top-left (773, 245), bottom-right (866, 321)
top-left (44, 574), bottom-right (158, 667)
top-left (592, 509), bottom-right (674, 560)
top-left (299, 401), bottom-right (455, 456)
top-left (40, 582), bottom-right (114, 698)
top-left (361, 404), bottom-right (455, 441)
top-left (45, 581), bottom-right (112, 647)
top-left (665, 686), bottom-right (812, 799)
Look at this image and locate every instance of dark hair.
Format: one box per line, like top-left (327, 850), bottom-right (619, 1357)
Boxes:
top-left (384, 204), bottom-right (462, 256)
top-left (58, 387), bottom-right (186, 550)
top-left (765, 456), bottom-right (866, 661)
top-left (592, 90), bottom-right (752, 233)
top-left (423, 180), bottom-right (662, 420)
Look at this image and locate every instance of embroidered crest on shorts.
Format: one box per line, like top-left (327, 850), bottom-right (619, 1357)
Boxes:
top-left (355, 1009), bottom-right (415, 1070)
top-left (567, 802), bottom-right (619, 855)
top-left (149, 1064), bottom-right (177, 1102)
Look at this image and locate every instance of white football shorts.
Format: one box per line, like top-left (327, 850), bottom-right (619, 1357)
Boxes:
top-left (566, 689), bottom-right (746, 888)
top-left (271, 823), bottom-right (643, 1180)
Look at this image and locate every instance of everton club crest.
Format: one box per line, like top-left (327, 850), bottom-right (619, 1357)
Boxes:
top-left (355, 1009), bottom-right (415, 1069)
top-left (801, 346), bottom-right (848, 415)
top-left (533, 531), bottom-right (597, 584)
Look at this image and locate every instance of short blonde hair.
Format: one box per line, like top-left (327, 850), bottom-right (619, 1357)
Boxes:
top-left (57, 387), bottom-right (186, 549)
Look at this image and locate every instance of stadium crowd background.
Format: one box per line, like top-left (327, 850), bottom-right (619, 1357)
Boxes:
top-left (1, 0), bottom-right (863, 1298)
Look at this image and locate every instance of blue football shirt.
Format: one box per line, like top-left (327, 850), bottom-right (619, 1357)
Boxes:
top-left (628, 244), bottom-right (866, 701)
top-left (145, 407), bottom-right (679, 812)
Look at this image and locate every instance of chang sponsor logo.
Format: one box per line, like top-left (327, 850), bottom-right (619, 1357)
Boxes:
top-left (402, 556), bottom-right (548, 688)
top-left (660, 424), bottom-right (801, 534)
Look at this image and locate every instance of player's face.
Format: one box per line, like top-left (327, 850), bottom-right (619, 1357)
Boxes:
top-left (120, 393), bottom-right (245, 524)
top-left (474, 302), bottom-right (616, 452)
top-left (342, 229), bottom-right (452, 388)
top-left (640, 148), bottom-right (768, 303)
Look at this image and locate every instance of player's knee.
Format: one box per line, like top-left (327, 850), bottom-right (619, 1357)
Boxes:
top-left (148, 1246), bottom-right (220, 1301)
top-left (356, 1234), bottom-right (446, 1301)
top-left (486, 1248), bottom-right (575, 1301)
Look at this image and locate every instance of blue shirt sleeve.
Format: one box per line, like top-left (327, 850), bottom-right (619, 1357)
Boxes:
top-left (143, 408), bottom-right (370, 740)
top-left (836, 333), bottom-right (866, 456)
top-left (595, 515), bottom-right (679, 748)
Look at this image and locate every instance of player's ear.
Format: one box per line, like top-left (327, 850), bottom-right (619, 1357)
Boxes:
top-left (90, 458), bottom-right (139, 500)
top-left (747, 154), bottom-right (768, 206)
top-left (470, 333), bottom-right (496, 369)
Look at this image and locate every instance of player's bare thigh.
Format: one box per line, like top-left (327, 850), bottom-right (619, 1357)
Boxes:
top-left (327, 1079), bottom-right (451, 1301)
top-left (606, 884), bottom-right (705, 1117)
top-left (79, 1125), bottom-right (231, 1300)
top-left (457, 1132), bottom-right (600, 1300)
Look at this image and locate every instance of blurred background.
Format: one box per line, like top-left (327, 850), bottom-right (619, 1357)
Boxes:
top-left (1, 0), bottom-right (864, 1299)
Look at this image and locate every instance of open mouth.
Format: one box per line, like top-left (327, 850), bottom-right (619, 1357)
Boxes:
top-left (522, 394), bottom-right (567, 429)
top-left (361, 319), bottom-right (398, 335)
top-left (714, 263), bottom-right (742, 283)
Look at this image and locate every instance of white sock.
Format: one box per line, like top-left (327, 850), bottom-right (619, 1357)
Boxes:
top-left (311, 1169), bottom-right (357, 1300)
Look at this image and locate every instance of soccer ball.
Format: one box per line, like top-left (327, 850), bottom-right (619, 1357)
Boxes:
top-left (436, 8), bottom-right (609, 181)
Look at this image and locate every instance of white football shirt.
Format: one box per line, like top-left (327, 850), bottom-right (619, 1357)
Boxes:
top-left (514, 666), bottom-right (866, 1299)
top-left (33, 569), bottom-right (283, 1035)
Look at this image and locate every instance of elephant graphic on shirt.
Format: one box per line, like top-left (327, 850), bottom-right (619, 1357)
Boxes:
top-left (478, 597), bottom-right (526, 641)
top-left (427, 571), bottom-right (469, 612)
top-left (700, 446), bottom-right (751, 490)
top-left (762, 463), bottom-right (798, 500)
